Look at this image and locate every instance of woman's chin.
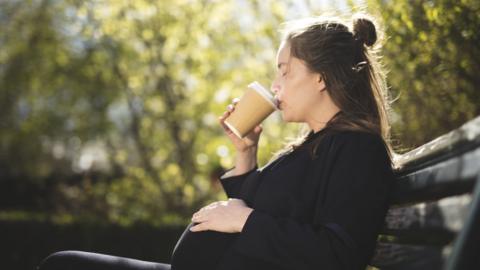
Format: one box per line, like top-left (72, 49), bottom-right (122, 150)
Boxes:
top-left (281, 114), bottom-right (302, 123)
top-left (280, 111), bottom-right (292, 122)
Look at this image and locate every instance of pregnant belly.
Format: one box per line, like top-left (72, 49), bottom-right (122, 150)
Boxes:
top-left (170, 222), bottom-right (239, 270)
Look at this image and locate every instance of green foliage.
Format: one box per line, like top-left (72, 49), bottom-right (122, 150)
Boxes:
top-left (367, 0), bottom-right (480, 150)
top-left (0, 0), bottom-right (295, 226)
top-left (1, 0), bottom-right (478, 226)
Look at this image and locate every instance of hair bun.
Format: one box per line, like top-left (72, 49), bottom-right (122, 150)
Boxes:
top-left (352, 17), bottom-right (377, 47)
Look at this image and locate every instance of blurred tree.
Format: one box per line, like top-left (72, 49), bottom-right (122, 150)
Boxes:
top-left (2, 0), bottom-right (478, 227)
top-left (0, 0), bottom-right (295, 226)
top-left (367, 0), bottom-right (480, 150)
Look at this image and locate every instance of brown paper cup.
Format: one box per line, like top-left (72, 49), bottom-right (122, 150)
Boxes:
top-left (224, 81), bottom-right (277, 138)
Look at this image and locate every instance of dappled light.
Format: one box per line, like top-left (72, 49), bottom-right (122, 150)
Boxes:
top-left (0, 0), bottom-right (479, 269)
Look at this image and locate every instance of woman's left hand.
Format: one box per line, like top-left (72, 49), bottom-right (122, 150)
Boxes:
top-left (190, 198), bottom-right (253, 233)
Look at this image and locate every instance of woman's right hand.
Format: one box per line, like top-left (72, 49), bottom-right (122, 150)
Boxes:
top-left (219, 98), bottom-right (263, 153)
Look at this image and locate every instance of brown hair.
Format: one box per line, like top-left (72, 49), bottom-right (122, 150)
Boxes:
top-left (269, 14), bottom-right (399, 169)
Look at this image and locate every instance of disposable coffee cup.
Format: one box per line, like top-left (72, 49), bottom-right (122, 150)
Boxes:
top-left (224, 81), bottom-right (278, 138)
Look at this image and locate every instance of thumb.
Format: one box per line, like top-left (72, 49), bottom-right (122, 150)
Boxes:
top-left (190, 222), bottom-right (209, 232)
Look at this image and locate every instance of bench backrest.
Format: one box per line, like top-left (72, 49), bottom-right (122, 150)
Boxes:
top-left (370, 116), bottom-right (480, 270)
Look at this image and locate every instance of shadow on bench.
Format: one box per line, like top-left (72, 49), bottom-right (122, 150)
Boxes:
top-left (370, 116), bottom-right (480, 270)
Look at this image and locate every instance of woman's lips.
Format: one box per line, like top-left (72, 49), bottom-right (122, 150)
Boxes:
top-left (274, 97), bottom-right (282, 110)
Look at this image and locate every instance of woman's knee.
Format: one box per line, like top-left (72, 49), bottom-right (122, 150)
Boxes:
top-left (38, 250), bottom-right (85, 270)
top-left (38, 250), bottom-right (171, 270)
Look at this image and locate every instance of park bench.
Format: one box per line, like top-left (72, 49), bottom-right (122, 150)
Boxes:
top-left (369, 116), bottom-right (480, 269)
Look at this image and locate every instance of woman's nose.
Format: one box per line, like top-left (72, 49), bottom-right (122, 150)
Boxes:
top-left (271, 83), bottom-right (280, 94)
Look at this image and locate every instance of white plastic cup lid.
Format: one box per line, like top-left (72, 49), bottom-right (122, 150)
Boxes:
top-left (247, 81), bottom-right (277, 109)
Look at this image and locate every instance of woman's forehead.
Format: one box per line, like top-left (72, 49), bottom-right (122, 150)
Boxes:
top-left (276, 41), bottom-right (291, 66)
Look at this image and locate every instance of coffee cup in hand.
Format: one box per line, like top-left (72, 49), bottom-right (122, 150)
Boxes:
top-left (224, 81), bottom-right (278, 138)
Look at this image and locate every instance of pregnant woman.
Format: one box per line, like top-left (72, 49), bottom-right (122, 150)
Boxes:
top-left (38, 13), bottom-right (396, 270)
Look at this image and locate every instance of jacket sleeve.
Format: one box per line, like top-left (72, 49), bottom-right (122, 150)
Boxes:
top-left (231, 133), bottom-right (394, 270)
top-left (219, 165), bottom-right (258, 198)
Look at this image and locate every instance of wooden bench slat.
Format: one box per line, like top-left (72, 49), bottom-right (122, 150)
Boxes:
top-left (370, 242), bottom-right (448, 269)
top-left (382, 194), bottom-right (472, 236)
top-left (395, 116), bottom-right (480, 173)
top-left (391, 146), bottom-right (480, 205)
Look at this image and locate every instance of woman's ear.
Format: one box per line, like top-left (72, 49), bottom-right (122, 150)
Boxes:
top-left (318, 75), bottom-right (327, 92)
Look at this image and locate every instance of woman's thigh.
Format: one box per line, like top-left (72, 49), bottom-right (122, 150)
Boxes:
top-left (38, 250), bottom-right (171, 270)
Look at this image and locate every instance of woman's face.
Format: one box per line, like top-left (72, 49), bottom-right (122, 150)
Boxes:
top-left (271, 41), bottom-right (325, 123)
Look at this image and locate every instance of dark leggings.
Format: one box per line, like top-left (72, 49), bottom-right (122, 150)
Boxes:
top-left (37, 251), bottom-right (171, 270)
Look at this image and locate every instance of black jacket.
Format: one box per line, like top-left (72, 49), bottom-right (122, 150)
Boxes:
top-left (171, 129), bottom-right (395, 270)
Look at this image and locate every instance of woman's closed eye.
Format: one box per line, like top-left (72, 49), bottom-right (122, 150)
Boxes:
top-left (274, 70), bottom-right (287, 79)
